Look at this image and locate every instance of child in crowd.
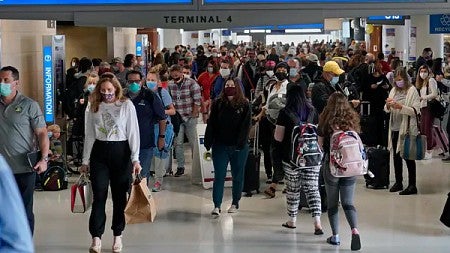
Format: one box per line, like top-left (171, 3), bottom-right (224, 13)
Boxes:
top-left (47, 124), bottom-right (63, 163)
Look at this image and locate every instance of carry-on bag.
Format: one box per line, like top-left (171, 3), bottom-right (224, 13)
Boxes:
top-left (365, 146), bottom-right (390, 189)
top-left (243, 122), bottom-right (261, 197)
top-left (71, 173), bottom-right (93, 213)
top-left (124, 176), bottom-right (156, 224)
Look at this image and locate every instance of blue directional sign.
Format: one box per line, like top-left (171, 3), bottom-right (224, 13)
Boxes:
top-left (205, 0), bottom-right (438, 3)
top-left (430, 14), bottom-right (450, 34)
top-left (136, 41), bottom-right (143, 57)
top-left (43, 46), bottom-right (54, 123)
top-left (368, 16), bottom-right (403, 20)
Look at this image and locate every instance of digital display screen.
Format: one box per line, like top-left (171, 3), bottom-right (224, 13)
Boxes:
top-left (368, 16), bottom-right (403, 20)
top-left (0, 0), bottom-right (191, 5)
top-left (205, 0), bottom-right (440, 3)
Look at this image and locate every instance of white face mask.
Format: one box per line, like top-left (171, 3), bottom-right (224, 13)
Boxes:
top-left (266, 70), bottom-right (274, 77)
top-left (220, 68), bottom-right (231, 77)
top-left (229, 52), bottom-right (235, 57)
top-left (420, 72), bottom-right (429, 80)
top-left (184, 74), bottom-right (190, 79)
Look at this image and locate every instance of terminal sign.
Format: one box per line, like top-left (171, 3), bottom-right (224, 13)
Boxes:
top-left (43, 46), bottom-right (54, 123)
top-left (164, 15), bottom-right (232, 24)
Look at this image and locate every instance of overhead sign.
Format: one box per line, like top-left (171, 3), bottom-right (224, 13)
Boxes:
top-left (163, 15), bottom-right (232, 24)
top-left (42, 46), bottom-right (54, 123)
top-left (205, 0), bottom-right (436, 2)
top-left (367, 15), bottom-right (405, 25)
top-left (430, 14), bottom-right (450, 34)
top-left (0, 0), bottom-right (191, 4)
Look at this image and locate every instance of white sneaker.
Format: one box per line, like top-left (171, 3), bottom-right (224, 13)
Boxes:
top-left (424, 152), bottom-right (432, 160)
top-left (211, 207), bottom-right (221, 217)
top-left (227, 205), bottom-right (238, 213)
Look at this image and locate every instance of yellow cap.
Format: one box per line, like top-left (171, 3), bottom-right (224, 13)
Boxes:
top-left (323, 61), bottom-right (344, 75)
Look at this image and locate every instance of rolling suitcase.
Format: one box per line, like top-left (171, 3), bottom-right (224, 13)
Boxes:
top-left (243, 123), bottom-right (261, 197)
top-left (365, 146), bottom-right (390, 189)
top-left (360, 101), bottom-right (378, 146)
top-left (432, 124), bottom-right (449, 154)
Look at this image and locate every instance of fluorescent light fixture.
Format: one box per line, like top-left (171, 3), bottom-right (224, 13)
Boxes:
top-left (285, 29), bottom-right (322, 33)
top-left (250, 29), bottom-right (266, 33)
top-left (244, 30), bottom-right (250, 34)
top-left (266, 30), bottom-right (272, 33)
top-left (180, 29), bottom-right (184, 34)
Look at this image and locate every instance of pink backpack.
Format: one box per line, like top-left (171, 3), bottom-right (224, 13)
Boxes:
top-left (329, 130), bottom-right (368, 177)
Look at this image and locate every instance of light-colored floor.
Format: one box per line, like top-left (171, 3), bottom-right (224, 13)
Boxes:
top-left (34, 153), bottom-right (450, 253)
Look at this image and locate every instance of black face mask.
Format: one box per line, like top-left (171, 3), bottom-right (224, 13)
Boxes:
top-left (173, 76), bottom-right (182, 83)
top-left (275, 72), bottom-right (288, 81)
top-left (221, 52), bottom-right (227, 56)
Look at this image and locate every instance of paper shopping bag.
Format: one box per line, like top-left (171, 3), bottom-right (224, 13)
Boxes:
top-left (71, 174), bottom-right (93, 213)
top-left (124, 177), bottom-right (156, 224)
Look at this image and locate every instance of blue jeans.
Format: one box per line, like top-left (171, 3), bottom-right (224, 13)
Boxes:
top-left (139, 148), bottom-right (154, 179)
top-left (212, 144), bottom-right (249, 209)
top-left (174, 117), bottom-right (198, 168)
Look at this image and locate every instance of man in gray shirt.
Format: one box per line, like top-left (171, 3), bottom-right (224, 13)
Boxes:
top-left (0, 66), bottom-right (49, 234)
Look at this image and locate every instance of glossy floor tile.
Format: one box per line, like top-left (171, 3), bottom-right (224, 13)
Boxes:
top-left (34, 154), bottom-right (450, 253)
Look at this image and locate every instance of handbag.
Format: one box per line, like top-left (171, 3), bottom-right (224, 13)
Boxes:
top-left (71, 173), bottom-right (93, 213)
top-left (426, 85), bottom-right (447, 118)
top-left (124, 176), bottom-right (156, 224)
top-left (399, 108), bottom-right (427, 160)
top-left (440, 192), bottom-right (450, 227)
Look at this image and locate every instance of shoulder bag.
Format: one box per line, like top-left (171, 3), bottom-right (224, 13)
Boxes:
top-left (399, 108), bottom-right (427, 160)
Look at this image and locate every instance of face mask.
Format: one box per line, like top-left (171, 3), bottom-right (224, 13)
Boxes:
top-left (330, 76), bottom-right (340, 85)
top-left (183, 74), bottom-right (190, 79)
top-left (230, 52), bottom-right (234, 57)
top-left (289, 68), bottom-right (298, 77)
top-left (173, 76), bottom-right (182, 83)
top-left (71, 62), bottom-right (76, 67)
top-left (101, 92), bottom-right (115, 102)
top-left (274, 72), bottom-right (288, 81)
top-left (0, 83), bottom-right (12, 97)
top-left (221, 52), bottom-right (227, 56)
top-left (266, 70), bottom-right (274, 77)
top-left (139, 61), bottom-right (145, 66)
top-left (146, 81), bottom-right (157, 90)
top-left (207, 67), bottom-right (214, 73)
top-left (47, 132), bottom-right (53, 138)
top-left (87, 84), bottom-right (96, 93)
top-left (212, 53), bottom-right (218, 58)
top-left (128, 82), bottom-right (141, 94)
top-left (420, 72), bottom-right (428, 80)
top-left (395, 80), bottom-right (405, 88)
top-left (220, 68), bottom-right (231, 77)
top-left (224, 86), bottom-right (236, 97)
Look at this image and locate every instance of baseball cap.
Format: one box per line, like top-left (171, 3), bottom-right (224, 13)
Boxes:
top-left (111, 57), bottom-right (123, 64)
top-left (323, 61), bottom-right (344, 75)
top-left (307, 53), bottom-right (319, 62)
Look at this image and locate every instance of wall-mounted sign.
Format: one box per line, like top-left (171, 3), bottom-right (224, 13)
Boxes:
top-left (430, 14), bottom-right (450, 34)
top-left (0, 0), bottom-right (191, 4)
top-left (43, 46), bottom-right (54, 123)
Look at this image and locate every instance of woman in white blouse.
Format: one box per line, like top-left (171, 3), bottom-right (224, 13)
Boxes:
top-left (80, 74), bottom-right (141, 253)
top-left (416, 65), bottom-right (438, 159)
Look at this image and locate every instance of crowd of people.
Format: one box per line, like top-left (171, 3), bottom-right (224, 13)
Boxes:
top-left (1, 39), bottom-right (450, 252)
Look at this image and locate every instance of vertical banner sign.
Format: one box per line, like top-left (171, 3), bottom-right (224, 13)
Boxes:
top-left (136, 41), bottom-right (143, 57)
top-left (43, 46), bottom-right (54, 123)
top-left (409, 27), bottom-right (417, 61)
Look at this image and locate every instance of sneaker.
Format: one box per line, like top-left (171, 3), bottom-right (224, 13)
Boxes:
top-left (211, 207), bottom-right (221, 217)
top-left (264, 186), bottom-right (276, 198)
top-left (442, 157), bottom-right (450, 163)
top-left (389, 182), bottom-right (403, 192)
top-left (174, 167), bottom-right (185, 177)
top-left (152, 181), bottom-right (162, 192)
top-left (227, 205), bottom-right (238, 213)
top-left (424, 152), bottom-right (432, 160)
top-left (399, 185), bottom-right (418, 195)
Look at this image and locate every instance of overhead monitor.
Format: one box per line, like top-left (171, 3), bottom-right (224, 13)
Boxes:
top-left (0, 0), bottom-right (191, 5)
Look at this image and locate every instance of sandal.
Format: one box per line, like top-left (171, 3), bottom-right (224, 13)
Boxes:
top-left (281, 222), bottom-right (296, 229)
top-left (264, 186), bottom-right (276, 198)
top-left (314, 228), bottom-right (324, 235)
top-left (326, 236), bottom-right (340, 245)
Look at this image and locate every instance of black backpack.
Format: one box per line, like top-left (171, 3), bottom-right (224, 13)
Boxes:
top-left (40, 165), bottom-right (68, 191)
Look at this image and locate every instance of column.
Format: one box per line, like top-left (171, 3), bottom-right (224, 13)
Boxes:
top-left (107, 27), bottom-right (137, 59)
top-left (0, 20), bottom-right (56, 103)
top-left (159, 29), bottom-right (182, 51)
top-left (411, 15), bottom-right (444, 58)
top-left (382, 23), bottom-right (409, 65)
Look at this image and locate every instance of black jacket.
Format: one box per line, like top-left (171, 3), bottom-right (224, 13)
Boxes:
top-left (311, 78), bottom-right (337, 115)
top-left (204, 99), bottom-right (251, 150)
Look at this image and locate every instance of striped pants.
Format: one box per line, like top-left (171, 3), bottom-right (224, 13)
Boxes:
top-left (284, 163), bottom-right (321, 218)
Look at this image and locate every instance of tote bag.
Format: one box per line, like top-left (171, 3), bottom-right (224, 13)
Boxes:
top-left (71, 174), bottom-right (93, 213)
top-left (399, 108), bottom-right (427, 160)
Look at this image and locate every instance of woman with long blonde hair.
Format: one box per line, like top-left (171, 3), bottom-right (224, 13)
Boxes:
top-left (318, 92), bottom-right (362, 251)
top-left (80, 75), bottom-right (141, 253)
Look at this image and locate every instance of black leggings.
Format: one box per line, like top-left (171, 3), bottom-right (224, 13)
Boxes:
top-left (391, 131), bottom-right (416, 187)
top-left (89, 140), bottom-right (131, 238)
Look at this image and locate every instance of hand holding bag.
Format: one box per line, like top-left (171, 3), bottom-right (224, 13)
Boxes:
top-left (399, 108), bottom-right (427, 160)
top-left (71, 173), bottom-right (93, 213)
top-left (124, 175), bottom-right (156, 224)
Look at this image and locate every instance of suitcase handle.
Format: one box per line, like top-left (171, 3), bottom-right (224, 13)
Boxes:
top-left (253, 122), bottom-right (259, 155)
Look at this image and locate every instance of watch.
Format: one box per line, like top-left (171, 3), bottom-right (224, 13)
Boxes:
top-left (41, 156), bottom-right (49, 162)
top-left (159, 135), bottom-right (165, 138)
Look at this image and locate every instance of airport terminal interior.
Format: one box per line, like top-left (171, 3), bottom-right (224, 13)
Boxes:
top-left (0, 1), bottom-right (450, 253)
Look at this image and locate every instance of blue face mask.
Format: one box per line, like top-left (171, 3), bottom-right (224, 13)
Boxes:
top-left (289, 68), bottom-right (298, 77)
top-left (87, 84), bottom-right (96, 93)
top-left (47, 132), bottom-right (53, 138)
top-left (128, 82), bottom-right (141, 94)
top-left (330, 76), bottom-right (339, 85)
top-left (146, 81), bottom-right (157, 90)
top-left (0, 83), bottom-right (12, 97)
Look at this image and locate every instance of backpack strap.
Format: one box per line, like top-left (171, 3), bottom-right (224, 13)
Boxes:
top-left (157, 87), bottom-right (165, 107)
